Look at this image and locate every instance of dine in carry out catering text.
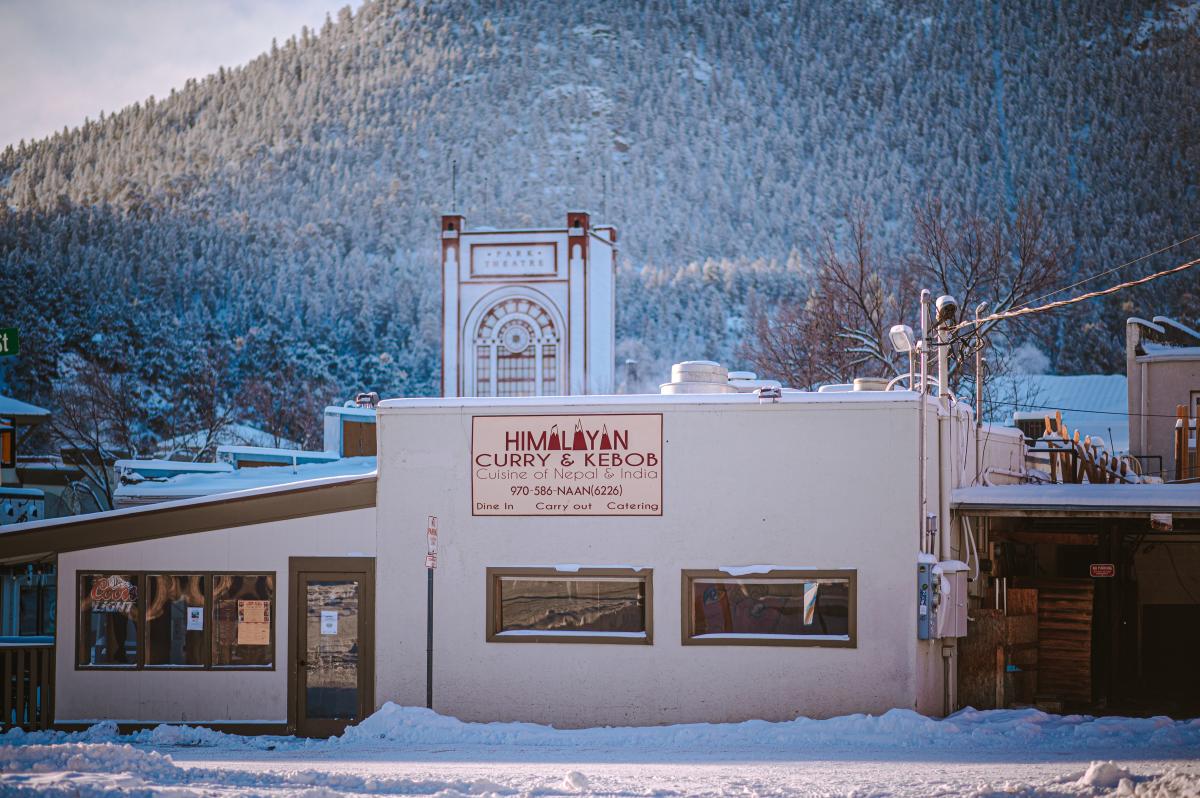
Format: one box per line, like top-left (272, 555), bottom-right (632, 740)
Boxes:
top-left (472, 414), bottom-right (662, 516)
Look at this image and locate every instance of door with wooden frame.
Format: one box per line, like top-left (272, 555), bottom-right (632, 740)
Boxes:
top-left (288, 557), bottom-right (375, 737)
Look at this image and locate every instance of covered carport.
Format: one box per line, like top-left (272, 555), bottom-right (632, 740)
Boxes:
top-left (953, 484), bottom-right (1200, 716)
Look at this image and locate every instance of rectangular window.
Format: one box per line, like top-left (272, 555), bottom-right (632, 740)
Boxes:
top-left (213, 574), bottom-right (275, 667)
top-left (77, 571), bottom-right (274, 669)
top-left (682, 569), bottom-right (856, 647)
top-left (487, 567), bottom-right (651, 643)
top-left (0, 423), bottom-right (13, 467)
top-left (78, 573), bottom-right (140, 666)
top-left (145, 574), bottom-right (206, 667)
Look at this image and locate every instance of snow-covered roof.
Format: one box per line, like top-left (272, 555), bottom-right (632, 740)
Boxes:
top-left (324, 405), bottom-right (377, 419)
top-left (217, 445), bottom-right (338, 459)
top-left (115, 456), bottom-right (375, 501)
top-left (115, 459), bottom-right (234, 478)
top-left (0, 394), bottom-right (51, 422)
top-left (953, 484), bottom-right (1200, 517)
top-left (156, 422), bottom-right (299, 453)
top-left (1153, 315), bottom-right (1200, 340)
top-left (1129, 314), bottom-right (1200, 361)
top-left (0, 471), bottom-right (377, 560)
top-left (1137, 343), bottom-right (1200, 362)
top-left (984, 374), bottom-right (1128, 453)
top-left (379, 389), bottom-right (934, 411)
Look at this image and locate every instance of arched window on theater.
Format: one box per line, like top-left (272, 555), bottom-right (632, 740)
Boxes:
top-left (473, 297), bottom-right (561, 397)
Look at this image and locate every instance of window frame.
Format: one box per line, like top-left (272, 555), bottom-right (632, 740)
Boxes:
top-left (76, 571), bottom-right (276, 671)
top-left (0, 420), bottom-right (14, 468)
top-left (485, 566), bottom-right (653, 645)
top-left (680, 569), bottom-right (857, 648)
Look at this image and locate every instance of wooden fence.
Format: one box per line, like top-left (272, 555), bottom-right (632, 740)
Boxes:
top-left (2, 643), bottom-right (54, 730)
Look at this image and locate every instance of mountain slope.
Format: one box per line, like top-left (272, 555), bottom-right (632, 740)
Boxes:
top-left (1, 0), bottom-right (1197, 419)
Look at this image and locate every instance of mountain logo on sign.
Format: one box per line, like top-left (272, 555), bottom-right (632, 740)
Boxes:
top-left (504, 421), bottom-right (628, 452)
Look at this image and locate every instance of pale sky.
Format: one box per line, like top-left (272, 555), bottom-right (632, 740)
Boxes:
top-left (0, 0), bottom-right (345, 149)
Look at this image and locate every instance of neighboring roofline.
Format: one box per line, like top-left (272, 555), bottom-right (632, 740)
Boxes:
top-left (0, 473), bottom-right (376, 562)
top-left (1135, 350), bottom-right (1200, 363)
top-left (951, 485), bottom-right (1200, 519)
top-left (0, 394), bottom-right (52, 424)
top-left (378, 390), bottom-right (932, 411)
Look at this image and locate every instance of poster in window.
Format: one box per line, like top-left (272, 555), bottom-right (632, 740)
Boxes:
top-left (320, 610), bottom-right (338, 635)
top-left (186, 606), bottom-right (204, 631)
top-left (237, 599), bottom-right (270, 646)
top-left (238, 600), bottom-right (269, 624)
top-left (471, 414), bottom-right (663, 516)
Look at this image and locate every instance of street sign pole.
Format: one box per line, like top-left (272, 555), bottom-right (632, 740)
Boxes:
top-left (426, 516), bottom-right (438, 709)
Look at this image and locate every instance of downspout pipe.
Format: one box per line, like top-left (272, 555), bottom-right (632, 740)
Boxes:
top-left (918, 290), bottom-right (930, 553)
top-left (936, 298), bottom-right (955, 562)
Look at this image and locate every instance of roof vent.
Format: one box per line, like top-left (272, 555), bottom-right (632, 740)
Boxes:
top-left (660, 361), bottom-right (738, 394)
top-left (852, 377), bottom-right (889, 391)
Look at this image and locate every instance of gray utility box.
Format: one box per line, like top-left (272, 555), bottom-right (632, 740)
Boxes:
top-left (917, 560), bottom-right (969, 639)
top-left (934, 561), bottom-right (969, 638)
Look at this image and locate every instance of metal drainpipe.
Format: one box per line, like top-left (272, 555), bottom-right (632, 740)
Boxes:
top-left (918, 290), bottom-right (930, 553)
top-left (937, 320), bottom-right (952, 562)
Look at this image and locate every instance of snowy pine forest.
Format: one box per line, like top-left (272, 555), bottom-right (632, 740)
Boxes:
top-left (1, 0), bottom-right (1198, 451)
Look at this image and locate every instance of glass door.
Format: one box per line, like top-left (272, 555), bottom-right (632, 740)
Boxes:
top-left (290, 559), bottom-right (374, 737)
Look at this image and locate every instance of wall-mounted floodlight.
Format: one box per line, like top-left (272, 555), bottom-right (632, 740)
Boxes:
top-left (889, 324), bottom-right (916, 353)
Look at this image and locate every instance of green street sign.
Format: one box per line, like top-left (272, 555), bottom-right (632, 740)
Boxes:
top-left (0, 328), bottom-right (18, 357)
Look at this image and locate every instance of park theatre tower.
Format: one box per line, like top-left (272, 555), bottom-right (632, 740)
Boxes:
top-left (439, 211), bottom-right (616, 397)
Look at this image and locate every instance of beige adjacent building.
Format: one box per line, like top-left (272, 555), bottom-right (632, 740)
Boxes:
top-left (1126, 316), bottom-right (1200, 479)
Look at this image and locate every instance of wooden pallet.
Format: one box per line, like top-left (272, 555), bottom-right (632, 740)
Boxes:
top-left (1018, 578), bottom-right (1094, 704)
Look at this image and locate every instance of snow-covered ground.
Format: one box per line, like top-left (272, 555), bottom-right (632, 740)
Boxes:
top-left (3, 703), bottom-right (1199, 797)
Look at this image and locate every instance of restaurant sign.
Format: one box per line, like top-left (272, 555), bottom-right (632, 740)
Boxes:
top-left (472, 414), bottom-right (662, 516)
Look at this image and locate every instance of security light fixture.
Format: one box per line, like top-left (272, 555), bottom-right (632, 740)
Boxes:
top-left (934, 295), bottom-right (959, 327)
top-left (889, 324), bottom-right (916, 353)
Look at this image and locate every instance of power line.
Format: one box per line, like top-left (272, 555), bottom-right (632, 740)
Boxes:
top-left (980, 400), bottom-right (1186, 420)
top-left (1012, 232), bottom-right (1200, 311)
top-left (953, 256), bottom-right (1200, 332)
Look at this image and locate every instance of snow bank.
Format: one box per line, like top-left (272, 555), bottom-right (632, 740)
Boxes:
top-left (335, 702), bottom-right (1200, 754)
top-left (0, 740), bottom-right (517, 797)
top-left (5, 704), bottom-right (1200, 758)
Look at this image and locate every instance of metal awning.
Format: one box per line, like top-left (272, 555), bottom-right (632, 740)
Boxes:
top-left (952, 484), bottom-right (1200, 519)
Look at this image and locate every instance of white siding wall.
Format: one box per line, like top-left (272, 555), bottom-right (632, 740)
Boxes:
top-left (375, 396), bottom-right (948, 727)
top-left (56, 507), bottom-right (376, 724)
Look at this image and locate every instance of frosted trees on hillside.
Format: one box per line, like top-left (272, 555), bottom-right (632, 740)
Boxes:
top-left (0, 0), bottom-right (1196, 434)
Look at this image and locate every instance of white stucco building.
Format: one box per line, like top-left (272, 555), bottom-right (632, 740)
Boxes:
top-left (439, 211), bottom-right (616, 398)
top-left (2, 384), bottom-right (1019, 733)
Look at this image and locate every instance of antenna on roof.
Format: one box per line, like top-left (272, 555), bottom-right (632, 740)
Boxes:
top-left (602, 173), bottom-right (608, 219)
top-left (451, 159), bottom-right (458, 210)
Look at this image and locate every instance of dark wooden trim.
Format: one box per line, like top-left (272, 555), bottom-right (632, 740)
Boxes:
top-left (680, 569), bottom-right (858, 648)
top-left (288, 557), bottom-right (376, 737)
top-left (992, 531), bottom-right (1099, 546)
top-left (75, 570), bottom-right (277, 672)
top-left (0, 476), bottom-right (376, 560)
top-left (485, 567), bottom-right (653, 644)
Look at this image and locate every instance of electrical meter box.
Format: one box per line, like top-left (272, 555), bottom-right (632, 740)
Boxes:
top-left (917, 562), bottom-right (935, 639)
top-left (934, 561), bottom-right (969, 638)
